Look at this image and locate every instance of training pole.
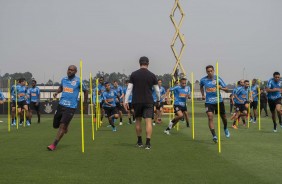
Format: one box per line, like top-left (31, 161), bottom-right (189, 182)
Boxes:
top-left (90, 73), bottom-right (95, 140)
top-left (15, 80), bottom-right (18, 130)
top-left (23, 110), bottom-right (26, 127)
top-left (191, 72), bottom-right (195, 140)
top-left (8, 79), bottom-right (11, 132)
top-left (248, 82), bottom-right (252, 128)
top-left (80, 60), bottom-right (85, 153)
top-left (95, 79), bottom-right (99, 130)
top-left (258, 80), bottom-right (261, 130)
top-left (216, 62), bottom-right (221, 153)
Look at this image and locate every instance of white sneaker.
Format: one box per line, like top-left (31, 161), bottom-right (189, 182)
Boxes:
top-left (152, 123), bottom-right (156, 126)
top-left (0, 120), bottom-right (3, 123)
top-left (119, 122), bottom-right (123, 125)
top-left (164, 130), bottom-right (170, 135)
top-left (273, 129), bottom-right (278, 133)
top-left (133, 120), bottom-right (136, 123)
top-left (253, 121), bottom-right (256, 124)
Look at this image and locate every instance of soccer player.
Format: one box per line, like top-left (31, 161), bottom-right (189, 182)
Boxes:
top-left (265, 72), bottom-right (282, 132)
top-left (164, 77), bottom-right (190, 135)
top-left (97, 76), bottom-right (105, 121)
top-left (124, 56), bottom-right (160, 149)
top-left (47, 65), bottom-right (88, 151)
top-left (102, 82), bottom-right (119, 131)
top-left (113, 81), bottom-right (124, 125)
top-left (0, 89), bottom-right (5, 123)
top-left (260, 88), bottom-right (268, 117)
top-left (29, 80), bottom-right (41, 123)
top-left (15, 78), bottom-right (31, 126)
top-left (232, 80), bottom-right (250, 128)
top-left (200, 65), bottom-right (230, 143)
top-left (123, 80), bottom-right (135, 124)
top-left (250, 79), bottom-right (259, 123)
top-left (152, 79), bottom-right (166, 125)
top-left (10, 80), bottom-right (18, 125)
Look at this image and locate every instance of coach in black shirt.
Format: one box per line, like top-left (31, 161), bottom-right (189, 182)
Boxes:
top-left (124, 56), bottom-right (160, 149)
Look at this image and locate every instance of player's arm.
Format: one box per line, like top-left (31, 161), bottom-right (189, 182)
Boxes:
top-left (200, 85), bottom-right (205, 100)
top-left (53, 85), bottom-right (63, 98)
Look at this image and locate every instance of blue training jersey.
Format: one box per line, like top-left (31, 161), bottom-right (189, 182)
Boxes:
top-left (200, 75), bottom-right (226, 104)
top-left (123, 87), bottom-right (132, 103)
top-left (29, 86), bottom-right (40, 103)
top-left (266, 78), bottom-right (281, 100)
top-left (113, 85), bottom-right (123, 103)
top-left (170, 85), bottom-right (190, 107)
top-left (234, 86), bottom-right (249, 104)
top-left (152, 86), bottom-right (166, 102)
top-left (102, 89), bottom-right (118, 108)
top-left (251, 85), bottom-right (259, 102)
top-left (15, 85), bottom-right (28, 102)
top-left (0, 90), bottom-right (5, 100)
top-left (59, 76), bottom-right (87, 109)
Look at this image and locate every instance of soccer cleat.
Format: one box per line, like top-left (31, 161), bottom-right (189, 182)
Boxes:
top-left (112, 127), bottom-right (117, 132)
top-left (243, 123), bottom-right (246, 127)
top-left (119, 122), bottom-right (123, 125)
top-left (164, 130), bottom-right (170, 135)
top-left (253, 121), bottom-right (257, 124)
top-left (213, 136), bottom-right (218, 143)
top-left (280, 124), bottom-right (282, 128)
top-left (273, 129), bottom-right (278, 133)
top-left (224, 129), bottom-right (230, 138)
top-left (47, 144), bottom-right (56, 151)
top-left (107, 125), bottom-right (112, 128)
top-left (152, 122), bottom-right (156, 126)
top-left (19, 123), bottom-right (23, 126)
top-left (0, 120), bottom-right (3, 123)
top-left (136, 142), bottom-right (143, 148)
top-left (249, 118), bottom-right (253, 123)
top-left (145, 144), bottom-right (151, 150)
top-left (26, 120), bottom-right (31, 126)
top-left (232, 125), bottom-right (238, 129)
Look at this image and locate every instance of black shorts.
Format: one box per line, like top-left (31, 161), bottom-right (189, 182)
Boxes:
top-left (133, 103), bottom-right (154, 119)
top-left (250, 101), bottom-right (258, 109)
top-left (11, 101), bottom-right (16, 108)
top-left (103, 106), bottom-right (119, 117)
top-left (235, 103), bottom-right (247, 113)
top-left (116, 102), bottom-right (124, 111)
top-left (268, 98), bottom-right (282, 112)
top-left (174, 105), bottom-right (187, 114)
top-left (53, 104), bottom-right (76, 129)
top-left (16, 101), bottom-right (28, 109)
top-left (205, 102), bottom-right (226, 115)
top-left (30, 102), bottom-right (40, 111)
top-left (154, 102), bottom-right (164, 110)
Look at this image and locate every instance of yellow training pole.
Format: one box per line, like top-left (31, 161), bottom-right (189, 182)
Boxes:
top-left (23, 110), bottom-right (26, 127)
top-left (191, 72), bottom-right (195, 140)
top-left (216, 62), bottom-right (221, 153)
top-left (8, 79), bottom-right (11, 132)
top-left (80, 60), bottom-right (85, 153)
top-left (248, 82), bottom-right (252, 128)
top-left (90, 73), bottom-right (95, 141)
top-left (258, 80), bottom-right (261, 130)
top-left (95, 79), bottom-right (99, 129)
top-left (15, 80), bottom-right (18, 130)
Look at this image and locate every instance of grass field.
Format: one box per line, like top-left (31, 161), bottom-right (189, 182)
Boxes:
top-left (0, 101), bottom-right (281, 184)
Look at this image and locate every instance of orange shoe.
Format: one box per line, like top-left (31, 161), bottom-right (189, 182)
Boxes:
top-left (232, 125), bottom-right (238, 129)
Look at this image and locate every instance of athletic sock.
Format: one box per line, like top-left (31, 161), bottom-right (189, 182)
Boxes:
top-left (120, 117), bottom-right (122, 122)
top-left (137, 136), bottom-right (142, 144)
top-left (53, 139), bottom-right (59, 146)
top-left (146, 138), bottom-right (150, 145)
top-left (168, 121), bottom-right (174, 130)
top-left (273, 121), bottom-right (277, 130)
top-left (210, 129), bottom-right (216, 137)
top-left (129, 118), bottom-right (132, 124)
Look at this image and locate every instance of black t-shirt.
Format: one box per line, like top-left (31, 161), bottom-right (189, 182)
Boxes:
top-left (129, 68), bottom-right (158, 104)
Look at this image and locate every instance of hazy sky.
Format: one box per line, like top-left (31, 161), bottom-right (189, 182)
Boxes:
top-left (0, 0), bottom-right (281, 84)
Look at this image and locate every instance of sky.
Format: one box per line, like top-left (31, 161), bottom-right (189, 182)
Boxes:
top-left (0, 0), bottom-right (281, 84)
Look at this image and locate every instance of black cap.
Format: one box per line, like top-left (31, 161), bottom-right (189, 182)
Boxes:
top-left (139, 56), bottom-right (149, 65)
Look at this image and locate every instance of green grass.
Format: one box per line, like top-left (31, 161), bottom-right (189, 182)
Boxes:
top-left (0, 101), bottom-right (281, 184)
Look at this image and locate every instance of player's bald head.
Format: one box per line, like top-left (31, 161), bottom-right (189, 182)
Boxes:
top-left (68, 65), bottom-right (77, 72)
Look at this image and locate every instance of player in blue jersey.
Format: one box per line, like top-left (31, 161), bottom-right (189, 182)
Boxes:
top-left (232, 80), bottom-right (250, 128)
top-left (265, 72), bottom-right (282, 132)
top-left (250, 79), bottom-right (259, 123)
top-left (15, 78), bottom-right (31, 126)
top-left (164, 78), bottom-right (191, 135)
top-left (124, 80), bottom-right (135, 124)
top-left (10, 81), bottom-right (18, 125)
top-left (29, 80), bottom-right (41, 123)
top-left (102, 82), bottom-right (119, 131)
top-left (47, 65), bottom-right (88, 151)
top-left (152, 79), bottom-right (166, 125)
top-left (0, 89), bottom-right (5, 123)
top-left (97, 76), bottom-right (105, 122)
top-left (113, 81), bottom-right (124, 125)
top-left (200, 65), bottom-right (230, 143)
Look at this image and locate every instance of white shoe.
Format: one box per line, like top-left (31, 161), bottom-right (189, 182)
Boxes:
top-left (153, 123), bottom-right (156, 126)
top-left (273, 129), bottom-right (278, 133)
top-left (119, 122), bottom-right (123, 125)
top-left (0, 120), bottom-right (3, 123)
top-left (133, 120), bottom-right (136, 123)
top-left (164, 130), bottom-right (170, 135)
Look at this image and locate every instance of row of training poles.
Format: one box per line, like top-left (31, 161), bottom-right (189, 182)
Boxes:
top-left (4, 61), bottom-right (262, 154)
top-left (5, 61), bottom-right (102, 153)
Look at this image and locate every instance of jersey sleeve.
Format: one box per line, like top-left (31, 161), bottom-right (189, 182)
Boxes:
top-left (218, 77), bottom-right (227, 88)
top-left (200, 78), bottom-right (204, 87)
top-left (266, 79), bottom-right (272, 89)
